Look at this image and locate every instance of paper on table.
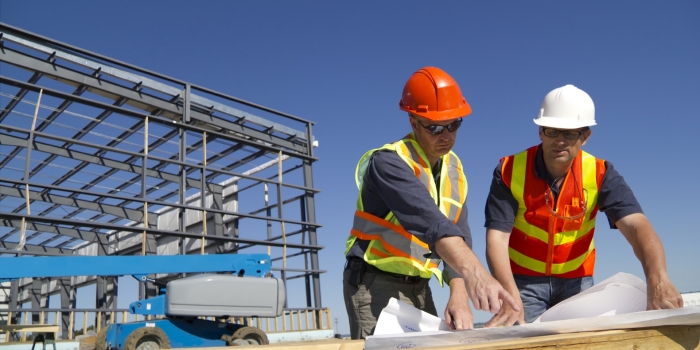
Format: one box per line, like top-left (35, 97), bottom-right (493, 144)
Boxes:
top-left (365, 272), bottom-right (700, 350)
top-left (533, 272), bottom-right (647, 322)
top-left (373, 297), bottom-right (451, 335)
top-left (366, 306), bottom-right (700, 350)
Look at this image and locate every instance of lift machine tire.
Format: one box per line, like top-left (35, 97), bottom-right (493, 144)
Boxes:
top-left (124, 327), bottom-right (171, 350)
top-left (221, 326), bottom-right (269, 346)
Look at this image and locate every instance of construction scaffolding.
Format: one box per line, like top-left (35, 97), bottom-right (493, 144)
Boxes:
top-left (0, 22), bottom-right (324, 340)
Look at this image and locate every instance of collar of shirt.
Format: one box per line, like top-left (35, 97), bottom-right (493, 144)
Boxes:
top-left (534, 144), bottom-right (561, 193)
top-left (432, 158), bottom-right (443, 192)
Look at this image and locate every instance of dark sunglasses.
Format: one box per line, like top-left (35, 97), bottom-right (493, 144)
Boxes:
top-left (540, 127), bottom-right (589, 140)
top-left (414, 117), bottom-right (463, 135)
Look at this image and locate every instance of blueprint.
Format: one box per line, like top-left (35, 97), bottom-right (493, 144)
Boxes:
top-left (367, 273), bottom-right (700, 350)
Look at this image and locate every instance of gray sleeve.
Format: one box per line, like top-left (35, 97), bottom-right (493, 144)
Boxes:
top-left (366, 151), bottom-right (471, 257)
top-left (442, 200), bottom-right (472, 284)
top-left (484, 161), bottom-right (518, 232)
top-left (598, 161), bottom-right (644, 228)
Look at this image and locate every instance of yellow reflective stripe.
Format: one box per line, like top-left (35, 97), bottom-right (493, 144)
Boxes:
top-left (356, 191), bottom-right (364, 212)
top-left (439, 165), bottom-right (450, 215)
top-left (513, 218), bottom-right (549, 243)
top-left (404, 135), bottom-right (432, 169)
top-left (513, 217), bottom-right (595, 247)
top-left (508, 247), bottom-right (545, 273)
top-left (511, 151), bottom-right (528, 217)
top-left (355, 148), bottom-right (379, 190)
top-left (581, 151), bottom-right (599, 222)
top-left (344, 235), bottom-right (358, 255)
top-left (446, 151), bottom-right (467, 204)
top-left (394, 142), bottom-right (436, 201)
top-left (365, 242), bottom-right (442, 281)
top-left (442, 151), bottom-right (467, 222)
top-left (385, 211), bottom-right (397, 224)
top-left (550, 238), bottom-right (595, 274)
top-left (427, 267), bottom-right (444, 286)
top-left (552, 219), bottom-right (596, 245)
top-left (442, 197), bottom-right (462, 208)
top-left (402, 139), bottom-right (438, 200)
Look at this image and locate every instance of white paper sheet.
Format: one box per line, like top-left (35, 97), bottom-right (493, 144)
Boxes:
top-left (366, 272), bottom-right (700, 350)
top-left (534, 272), bottom-right (647, 322)
top-left (366, 306), bottom-right (700, 350)
top-left (374, 298), bottom-right (451, 335)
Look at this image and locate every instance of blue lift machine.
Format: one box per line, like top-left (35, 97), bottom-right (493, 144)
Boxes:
top-left (1, 254), bottom-right (286, 349)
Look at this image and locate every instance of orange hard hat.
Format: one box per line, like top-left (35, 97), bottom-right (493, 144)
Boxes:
top-left (399, 67), bottom-right (472, 121)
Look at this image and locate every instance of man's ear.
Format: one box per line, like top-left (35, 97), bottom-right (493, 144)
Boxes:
top-left (409, 114), bottom-right (418, 132)
top-left (581, 128), bottom-right (593, 146)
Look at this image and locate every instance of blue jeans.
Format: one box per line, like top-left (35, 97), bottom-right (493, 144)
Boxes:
top-left (514, 274), bottom-right (594, 323)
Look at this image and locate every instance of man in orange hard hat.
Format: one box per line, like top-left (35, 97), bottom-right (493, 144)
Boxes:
top-left (483, 85), bottom-right (683, 327)
top-left (343, 67), bottom-right (519, 339)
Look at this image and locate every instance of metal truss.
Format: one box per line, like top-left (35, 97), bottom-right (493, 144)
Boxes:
top-left (0, 22), bottom-right (324, 335)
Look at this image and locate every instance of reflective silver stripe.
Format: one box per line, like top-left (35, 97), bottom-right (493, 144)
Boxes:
top-left (352, 214), bottom-right (430, 262)
top-left (402, 142), bottom-right (432, 189)
top-left (445, 153), bottom-right (463, 222)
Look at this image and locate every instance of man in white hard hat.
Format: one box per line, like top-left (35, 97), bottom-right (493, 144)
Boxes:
top-left (483, 84), bottom-right (683, 326)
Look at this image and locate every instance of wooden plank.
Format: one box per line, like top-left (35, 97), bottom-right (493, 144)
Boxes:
top-left (181, 338), bottom-right (365, 350)
top-left (172, 325), bottom-right (699, 350)
top-left (0, 324), bottom-right (60, 334)
top-left (433, 325), bottom-right (700, 350)
top-left (261, 339), bottom-right (365, 350)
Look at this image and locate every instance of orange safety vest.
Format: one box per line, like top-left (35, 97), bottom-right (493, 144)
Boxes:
top-left (345, 133), bottom-right (468, 285)
top-left (501, 145), bottom-right (605, 278)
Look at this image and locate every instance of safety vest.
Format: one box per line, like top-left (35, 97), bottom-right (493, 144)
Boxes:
top-left (345, 133), bottom-right (468, 285)
top-left (501, 145), bottom-right (606, 278)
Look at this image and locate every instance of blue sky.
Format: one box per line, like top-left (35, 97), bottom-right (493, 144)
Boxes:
top-left (2, 0), bottom-right (698, 336)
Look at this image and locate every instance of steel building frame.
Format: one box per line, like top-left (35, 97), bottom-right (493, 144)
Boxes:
top-left (0, 22), bottom-right (324, 339)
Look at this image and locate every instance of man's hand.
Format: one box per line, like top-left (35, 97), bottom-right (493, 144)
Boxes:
top-left (445, 278), bottom-right (473, 330)
top-left (484, 294), bottom-right (524, 327)
top-left (435, 236), bottom-right (520, 315)
top-left (647, 273), bottom-right (684, 310)
top-left (483, 228), bottom-right (525, 326)
top-left (463, 266), bottom-right (520, 314)
top-left (615, 214), bottom-right (683, 310)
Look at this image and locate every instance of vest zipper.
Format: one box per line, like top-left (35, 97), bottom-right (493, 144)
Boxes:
top-left (546, 187), bottom-right (554, 276)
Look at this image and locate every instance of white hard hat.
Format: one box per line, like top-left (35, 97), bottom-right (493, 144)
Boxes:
top-left (533, 84), bottom-right (596, 129)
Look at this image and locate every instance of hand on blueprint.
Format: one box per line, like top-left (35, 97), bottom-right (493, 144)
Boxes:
top-left (647, 273), bottom-right (684, 310)
top-left (483, 295), bottom-right (525, 327)
top-left (463, 265), bottom-right (520, 314)
top-left (434, 236), bottom-right (520, 315)
top-left (445, 278), bottom-right (474, 330)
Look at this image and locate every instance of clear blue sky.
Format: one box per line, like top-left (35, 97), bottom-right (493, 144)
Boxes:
top-left (2, 0), bottom-right (698, 336)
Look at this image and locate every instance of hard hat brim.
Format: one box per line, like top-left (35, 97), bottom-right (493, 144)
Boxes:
top-left (533, 116), bottom-right (596, 129)
top-left (400, 103), bottom-right (472, 121)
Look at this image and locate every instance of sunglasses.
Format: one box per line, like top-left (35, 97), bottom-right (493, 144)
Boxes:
top-left (414, 117), bottom-right (463, 135)
top-left (540, 127), bottom-right (589, 140)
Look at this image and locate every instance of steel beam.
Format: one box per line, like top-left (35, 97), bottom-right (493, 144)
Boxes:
top-left (1, 213), bottom-right (323, 250)
top-left (0, 182), bottom-right (155, 226)
top-left (0, 47), bottom-right (310, 154)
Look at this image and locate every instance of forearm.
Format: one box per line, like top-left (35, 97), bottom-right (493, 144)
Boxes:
top-left (449, 277), bottom-right (467, 295)
top-left (435, 236), bottom-right (484, 278)
top-left (617, 213), bottom-right (683, 309)
top-left (617, 213), bottom-right (668, 278)
top-left (486, 228), bottom-right (519, 296)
